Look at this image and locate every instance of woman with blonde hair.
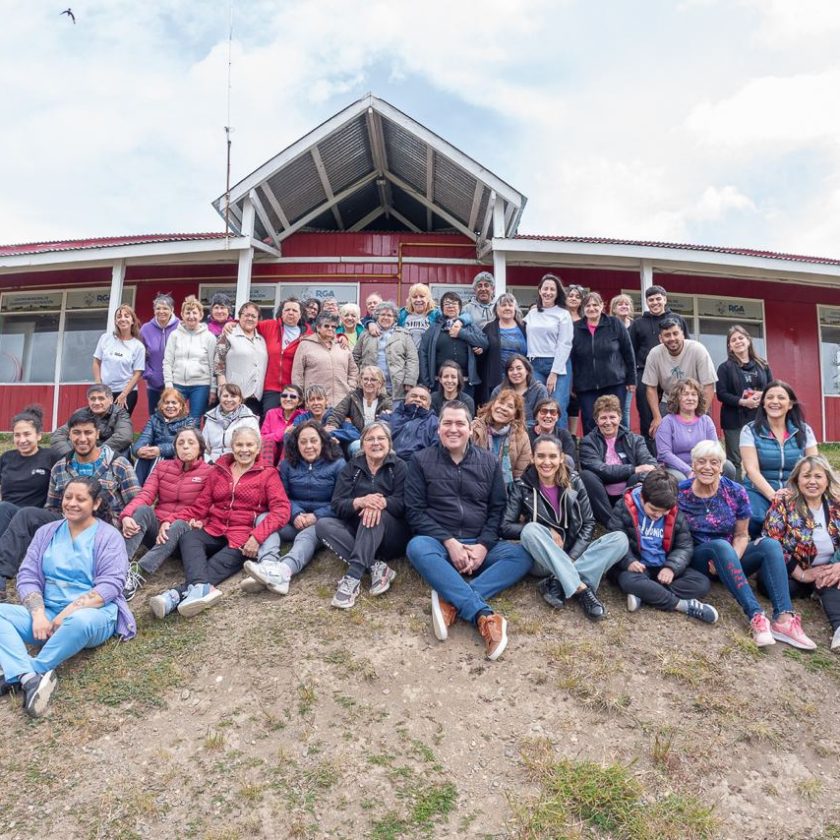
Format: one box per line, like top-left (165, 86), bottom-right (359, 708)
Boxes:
top-left (763, 454), bottom-right (840, 651)
top-left (132, 387), bottom-right (198, 484)
top-left (93, 304), bottom-right (145, 416)
top-left (471, 389), bottom-right (532, 483)
top-left (327, 366), bottom-right (393, 437)
top-left (609, 294), bottom-right (635, 427)
top-left (398, 283), bottom-right (441, 348)
top-left (163, 295), bottom-right (218, 418)
top-left (336, 303), bottom-right (364, 348)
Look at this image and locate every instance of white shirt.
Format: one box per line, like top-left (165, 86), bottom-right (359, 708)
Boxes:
top-left (809, 505), bottom-right (835, 565)
top-left (523, 306), bottom-right (574, 375)
top-left (93, 333), bottom-right (145, 392)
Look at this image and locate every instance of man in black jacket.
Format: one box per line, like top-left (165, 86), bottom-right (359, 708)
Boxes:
top-left (628, 286), bottom-right (690, 452)
top-left (405, 401), bottom-right (532, 661)
top-left (607, 469), bottom-right (717, 622)
top-left (50, 385), bottom-right (134, 460)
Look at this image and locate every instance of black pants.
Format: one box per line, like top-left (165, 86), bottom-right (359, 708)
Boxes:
top-left (635, 368), bottom-right (658, 454)
top-left (244, 396), bottom-right (262, 422)
top-left (787, 577), bottom-right (840, 632)
top-left (178, 529), bottom-right (244, 590)
top-left (261, 390), bottom-right (282, 415)
top-left (316, 512), bottom-right (409, 579)
top-left (0, 502), bottom-right (21, 542)
top-left (0, 508), bottom-right (61, 580)
top-left (617, 566), bottom-right (711, 611)
top-left (112, 390), bottom-right (138, 417)
top-left (577, 385), bottom-right (626, 437)
top-left (579, 469), bottom-right (644, 528)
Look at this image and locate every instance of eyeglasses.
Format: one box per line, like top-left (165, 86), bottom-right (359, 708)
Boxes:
top-left (320, 324), bottom-right (337, 330)
top-left (280, 393), bottom-right (299, 400)
top-left (538, 409), bottom-right (559, 416)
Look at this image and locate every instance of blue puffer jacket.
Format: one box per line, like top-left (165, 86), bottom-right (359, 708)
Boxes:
top-left (385, 401), bottom-right (439, 462)
top-left (744, 418), bottom-right (813, 491)
top-left (131, 413), bottom-right (198, 459)
top-left (279, 456), bottom-right (347, 519)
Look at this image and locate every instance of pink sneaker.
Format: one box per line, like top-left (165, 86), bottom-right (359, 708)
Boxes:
top-left (750, 613), bottom-right (775, 647)
top-left (770, 614), bottom-right (817, 650)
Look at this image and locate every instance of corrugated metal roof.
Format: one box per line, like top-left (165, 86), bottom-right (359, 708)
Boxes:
top-left (0, 233), bottom-right (228, 258)
top-left (213, 94), bottom-right (527, 244)
top-left (511, 234), bottom-right (840, 267)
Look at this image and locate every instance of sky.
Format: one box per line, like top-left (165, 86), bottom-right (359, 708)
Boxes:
top-left (3, 0), bottom-right (840, 258)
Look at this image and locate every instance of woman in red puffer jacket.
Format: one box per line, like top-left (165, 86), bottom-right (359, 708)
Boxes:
top-left (148, 426), bottom-right (290, 619)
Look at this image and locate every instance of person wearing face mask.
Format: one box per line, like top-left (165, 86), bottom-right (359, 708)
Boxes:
top-left (478, 294), bottom-right (528, 406)
top-left (131, 388), bottom-right (198, 484)
top-left (92, 305), bottom-right (146, 417)
top-left (148, 426), bottom-right (290, 619)
top-left (471, 389), bottom-right (532, 483)
top-left (0, 476), bottom-right (136, 719)
top-left (352, 301), bottom-right (419, 399)
top-left (316, 423), bottom-right (409, 609)
top-left (256, 297), bottom-right (312, 415)
top-left (163, 296), bottom-right (218, 419)
top-left (502, 436), bottom-right (627, 620)
top-left (140, 293), bottom-right (180, 415)
top-left (202, 384), bottom-right (260, 463)
top-left (461, 271), bottom-right (497, 329)
top-left (291, 313), bottom-right (359, 406)
top-left (119, 428), bottom-right (212, 599)
top-left (386, 385), bottom-right (440, 462)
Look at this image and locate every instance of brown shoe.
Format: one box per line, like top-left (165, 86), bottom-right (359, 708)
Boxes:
top-left (431, 590), bottom-right (458, 641)
top-left (477, 613), bottom-right (508, 661)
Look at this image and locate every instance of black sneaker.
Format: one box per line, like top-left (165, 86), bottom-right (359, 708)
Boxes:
top-left (576, 585), bottom-right (606, 621)
top-left (0, 577), bottom-right (7, 602)
top-left (0, 669), bottom-right (11, 697)
top-left (22, 671), bottom-right (58, 718)
top-left (537, 576), bottom-right (566, 610)
top-left (683, 598), bottom-right (719, 624)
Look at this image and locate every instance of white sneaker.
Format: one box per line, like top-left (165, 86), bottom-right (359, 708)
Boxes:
top-left (626, 593), bottom-right (642, 612)
top-left (240, 576), bottom-right (266, 594)
top-left (243, 559), bottom-right (291, 595)
top-left (177, 583), bottom-right (223, 618)
top-left (831, 625), bottom-right (840, 652)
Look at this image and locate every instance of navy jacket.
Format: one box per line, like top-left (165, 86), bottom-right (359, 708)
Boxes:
top-left (280, 456), bottom-right (346, 520)
top-left (570, 314), bottom-right (635, 392)
top-left (405, 442), bottom-right (506, 550)
top-left (132, 413), bottom-right (198, 459)
top-left (385, 402), bottom-right (440, 462)
top-left (419, 320), bottom-right (488, 388)
top-left (331, 452), bottom-right (407, 521)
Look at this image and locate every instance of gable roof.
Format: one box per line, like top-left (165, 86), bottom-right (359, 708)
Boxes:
top-left (212, 94), bottom-right (526, 246)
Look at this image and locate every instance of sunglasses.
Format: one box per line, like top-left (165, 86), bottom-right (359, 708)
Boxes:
top-left (280, 393), bottom-right (299, 400)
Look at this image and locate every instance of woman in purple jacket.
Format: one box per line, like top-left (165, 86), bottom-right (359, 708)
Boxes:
top-left (0, 476), bottom-right (136, 718)
top-left (139, 293), bottom-right (180, 415)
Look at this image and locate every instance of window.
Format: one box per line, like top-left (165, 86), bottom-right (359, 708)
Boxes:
top-left (199, 283), bottom-right (361, 321)
top-left (0, 313), bottom-right (60, 383)
top-left (818, 308), bottom-right (840, 397)
top-left (0, 287), bottom-right (134, 385)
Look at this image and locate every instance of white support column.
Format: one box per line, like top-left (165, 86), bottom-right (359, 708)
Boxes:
top-left (109, 260), bottom-right (126, 318)
top-left (235, 198), bottom-right (256, 312)
top-left (640, 260), bottom-right (653, 311)
top-left (491, 194), bottom-right (507, 294)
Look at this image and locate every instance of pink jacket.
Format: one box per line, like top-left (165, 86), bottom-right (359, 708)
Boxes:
top-left (120, 458), bottom-right (213, 525)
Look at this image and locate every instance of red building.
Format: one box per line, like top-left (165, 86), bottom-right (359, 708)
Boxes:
top-left (3, 95), bottom-right (840, 437)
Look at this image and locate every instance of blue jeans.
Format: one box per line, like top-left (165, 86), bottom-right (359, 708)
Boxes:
top-left (691, 538), bottom-right (792, 620)
top-left (0, 603), bottom-right (116, 681)
top-left (406, 536), bottom-right (532, 624)
top-left (520, 524), bottom-right (627, 597)
top-left (531, 357), bottom-right (571, 430)
top-left (745, 487), bottom-right (772, 538)
top-left (175, 384), bottom-right (211, 419)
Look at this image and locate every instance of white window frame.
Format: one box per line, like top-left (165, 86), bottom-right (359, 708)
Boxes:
top-left (198, 281), bottom-right (361, 314)
top-left (816, 305), bottom-right (840, 441)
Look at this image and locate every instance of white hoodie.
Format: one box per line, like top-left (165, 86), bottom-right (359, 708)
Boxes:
top-left (163, 321), bottom-right (218, 391)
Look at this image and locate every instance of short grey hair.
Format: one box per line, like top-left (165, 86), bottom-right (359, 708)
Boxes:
top-left (691, 439), bottom-right (726, 463)
top-left (230, 425), bottom-right (261, 446)
top-left (374, 300), bottom-right (399, 320)
top-left (305, 384), bottom-right (328, 401)
top-left (473, 271), bottom-right (495, 289)
top-left (315, 312), bottom-right (340, 328)
top-left (340, 303), bottom-right (360, 319)
top-left (153, 293), bottom-right (175, 310)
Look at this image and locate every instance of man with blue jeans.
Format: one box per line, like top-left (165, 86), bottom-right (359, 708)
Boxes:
top-left (405, 402), bottom-right (532, 660)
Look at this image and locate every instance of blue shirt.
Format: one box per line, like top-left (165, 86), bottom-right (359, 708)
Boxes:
top-left (632, 487), bottom-right (666, 567)
top-left (499, 326), bottom-right (527, 367)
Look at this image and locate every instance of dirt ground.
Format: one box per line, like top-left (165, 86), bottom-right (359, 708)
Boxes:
top-left (1, 547), bottom-right (839, 839)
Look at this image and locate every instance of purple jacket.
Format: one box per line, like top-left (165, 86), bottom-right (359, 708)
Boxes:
top-left (140, 315), bottom-right (179, 390)
top-left (655, 413), bottom-right (718, 476)
top-left (16, 519), bottom-right (137, 640)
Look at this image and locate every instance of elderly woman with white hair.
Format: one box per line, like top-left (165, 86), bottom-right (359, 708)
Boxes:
top-left (352, 301), bottom-right (419, 399)
top-left (336, 303), bottom-right (363, 348)
top-left (677, 439), bottom-right (817, 650)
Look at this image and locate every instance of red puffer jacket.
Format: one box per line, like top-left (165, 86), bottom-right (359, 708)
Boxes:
top-left (120, 458), bottom-right (213, 525)
top-left (182, 454), bottom-right (290, 548)
top-left (257, 319), bottom-right (312, 392)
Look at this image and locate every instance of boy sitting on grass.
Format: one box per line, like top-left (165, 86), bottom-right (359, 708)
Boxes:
top-left (608, 468), bottom-right (718, 623)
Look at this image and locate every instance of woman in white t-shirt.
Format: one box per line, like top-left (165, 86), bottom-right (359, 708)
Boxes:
top-left (762, 455), bottom-right (840, 651)
top-left (92, 305), bottom-right (146, 417)
top-left (523, 274), bottom-right (573, 429)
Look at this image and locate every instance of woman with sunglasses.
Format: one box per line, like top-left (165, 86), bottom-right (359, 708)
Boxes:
top-left (260, 385), bottom-right (305, 466)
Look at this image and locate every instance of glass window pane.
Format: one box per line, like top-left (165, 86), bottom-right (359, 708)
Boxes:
top-left (0, 314), bottom-right (60, 383)
top-left (820, 325), bottom-right (840, 397)
top-left (698, 318), bottom-right (765, 369)
top-left (61, 312), bottom-right (107, 382)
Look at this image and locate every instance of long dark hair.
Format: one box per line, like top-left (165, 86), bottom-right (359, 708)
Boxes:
top-left (504, 353), bottom-right (534, 388)
top-left (726, 325), bottom-right (768, 368)
top-left (753, 380), bottom-right (807, 448)
top-left (535, 273), bottom-right (566, 312)
top-left (284, 420), bottom-right (342, 467)
top-left (275, 296), bottom-right (307, 328)
top-left (532, 435), bottom-right (570, 488)
top-left (62, 476), bottom-right (111, 522)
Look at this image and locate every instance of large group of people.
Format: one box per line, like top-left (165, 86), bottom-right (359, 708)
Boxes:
top-left (0, 275), bottom-right (838, 720)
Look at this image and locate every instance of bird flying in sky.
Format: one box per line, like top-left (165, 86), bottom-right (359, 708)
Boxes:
top-left (60, 8), bottom-right (75, 23)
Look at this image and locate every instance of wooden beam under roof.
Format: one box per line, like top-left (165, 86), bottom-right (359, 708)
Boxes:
top-left (311, 146), bottom-right (344, 229)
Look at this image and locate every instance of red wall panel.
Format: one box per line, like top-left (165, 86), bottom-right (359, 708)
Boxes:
top-left (0, 386), bottom-right (55, 430)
